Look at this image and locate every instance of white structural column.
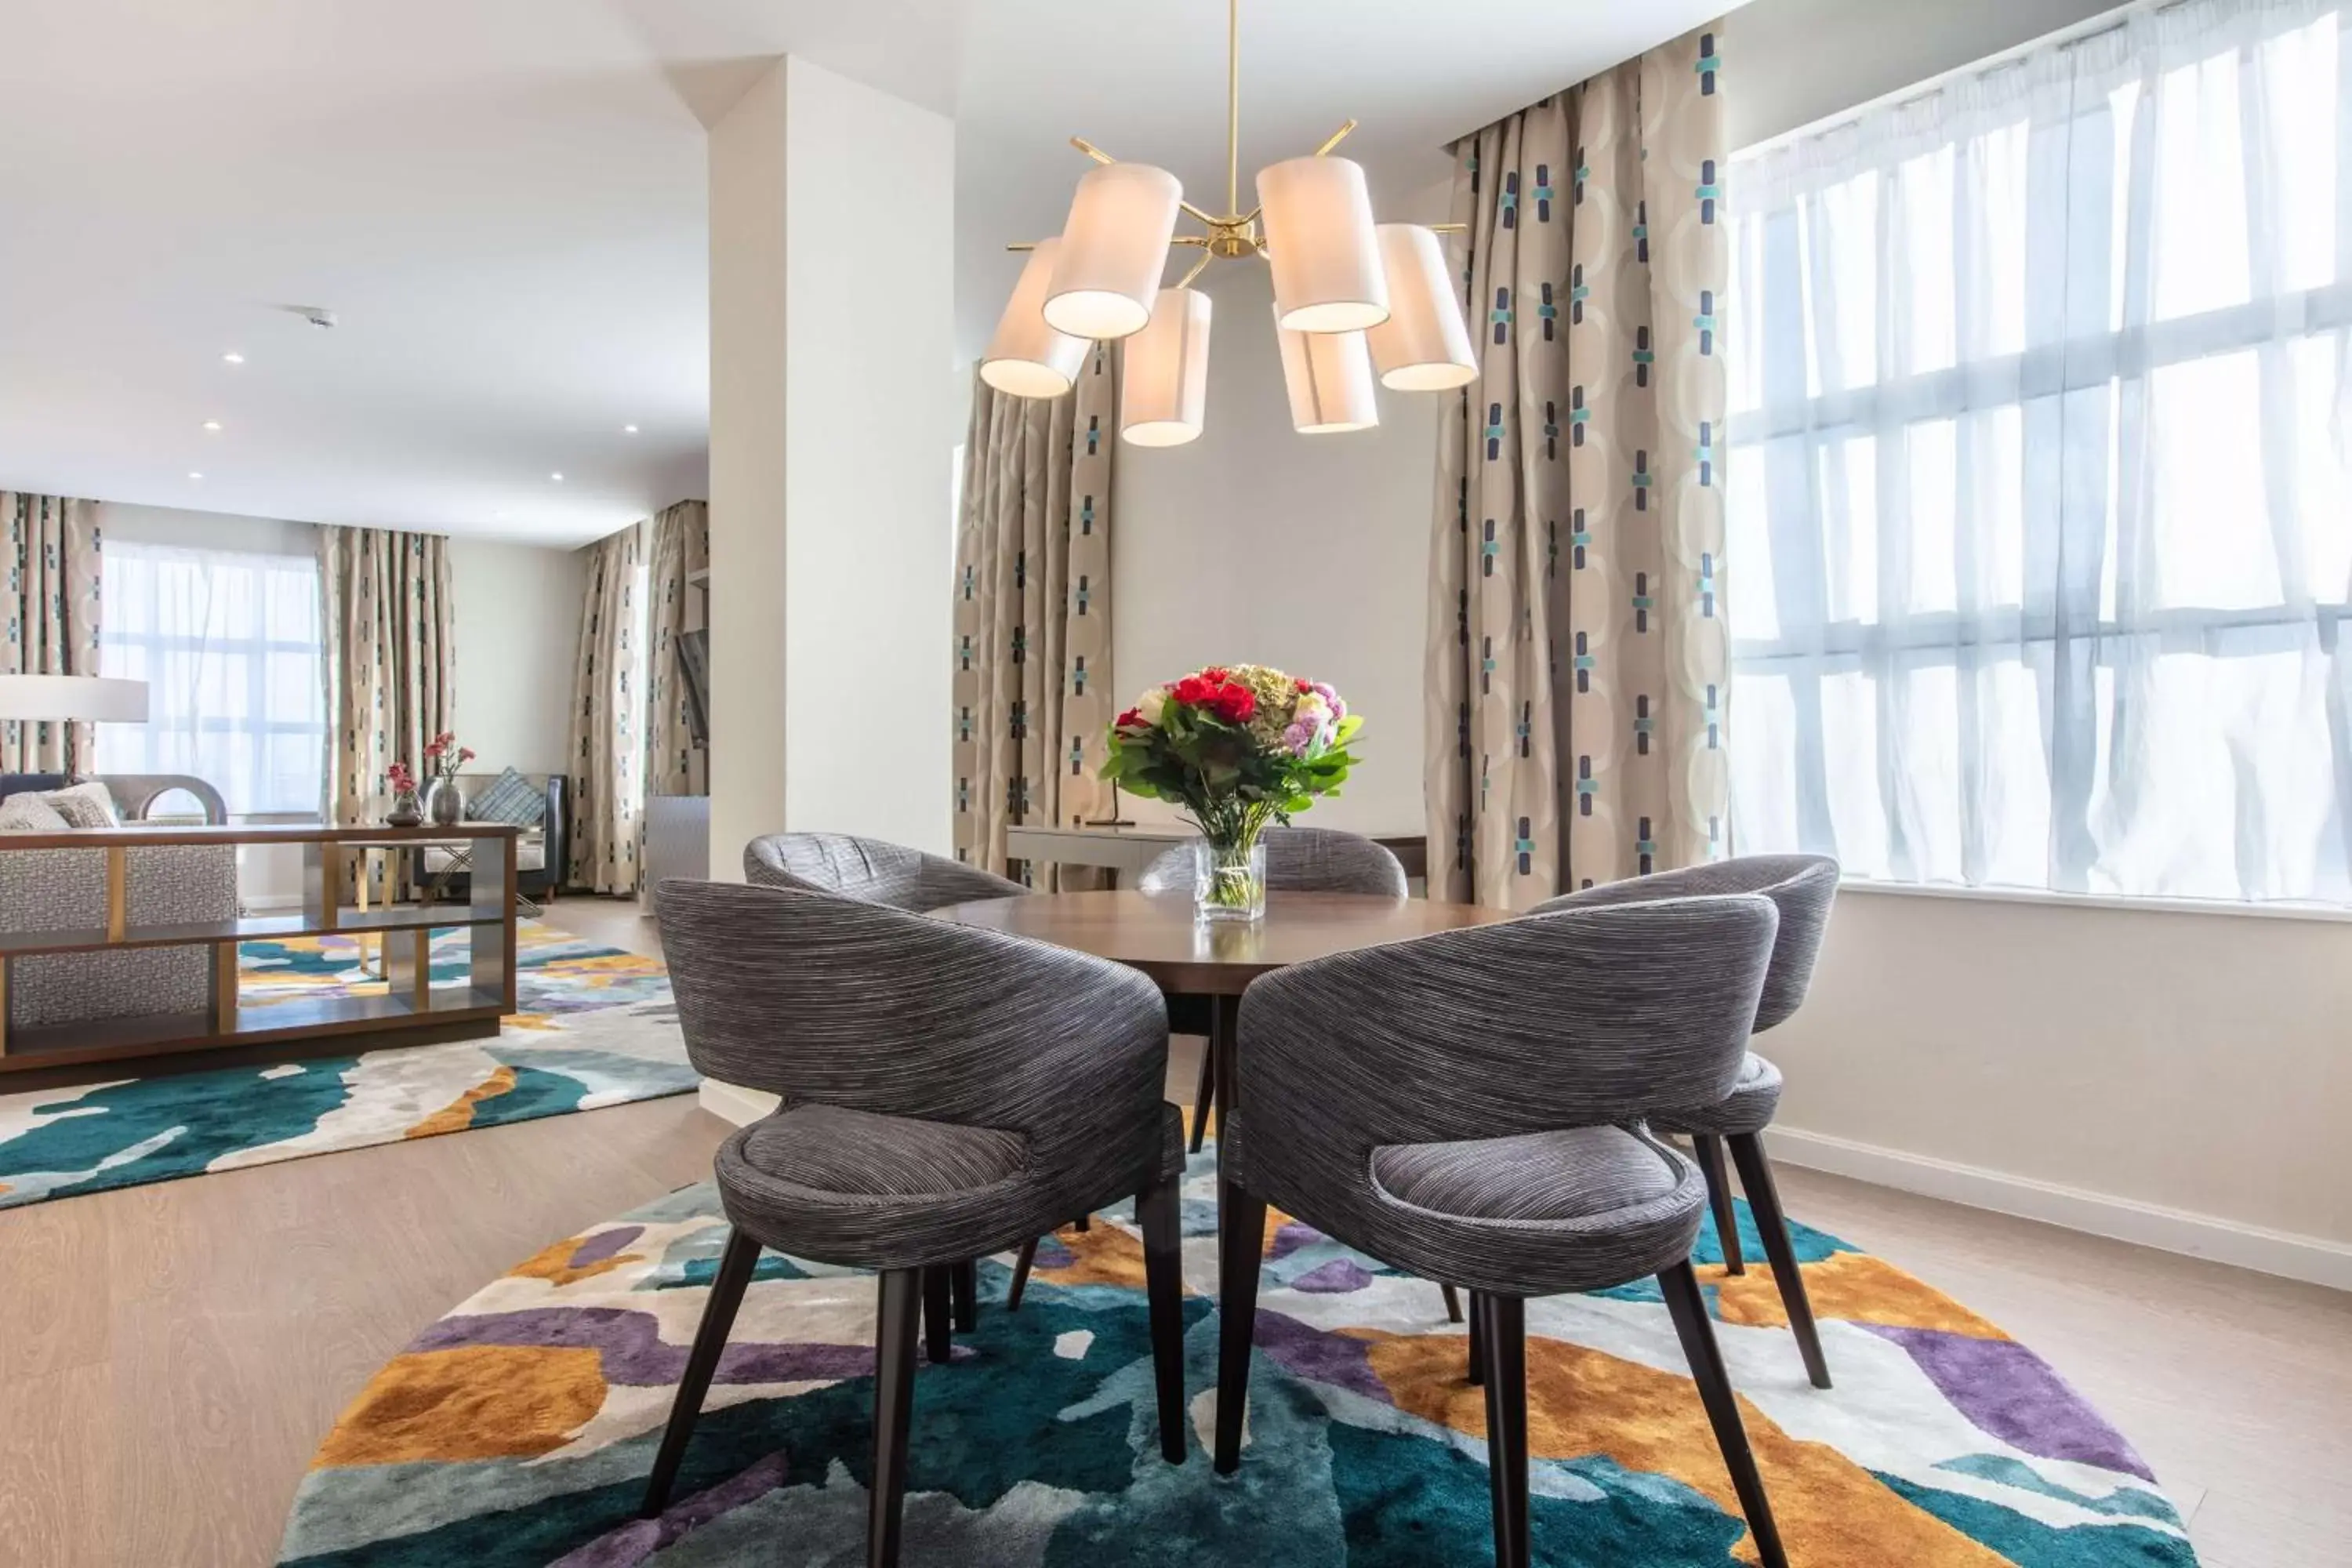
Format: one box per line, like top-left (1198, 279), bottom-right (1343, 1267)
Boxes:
top-left (707, 55), bottom-right (956, 887)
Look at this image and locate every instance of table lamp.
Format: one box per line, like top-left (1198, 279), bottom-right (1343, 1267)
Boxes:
top-left (0, 673), bottom-right (149, 723)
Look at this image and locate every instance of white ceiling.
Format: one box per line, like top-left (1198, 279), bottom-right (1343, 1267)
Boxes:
top-left (0, 0), bottom-right (1730, 546)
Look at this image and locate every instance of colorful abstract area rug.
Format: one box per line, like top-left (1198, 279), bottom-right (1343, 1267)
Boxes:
top-left (280, 1151), bottom-right (2194, 1566)
top-left (0, 920), bottom-right (689, 1208)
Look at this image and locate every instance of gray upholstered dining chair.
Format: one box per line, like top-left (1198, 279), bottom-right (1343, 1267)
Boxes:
top-left (1138, 826), bottom-right (1408, 1152)
top-left (744, 830), bottom-right (1030, 910)
top-left (1534, 853), bottom-right (1839, 1388)
top-left (641, 880), bottom-right (1190, 1566)
top-left (1214, 895), bottom-right (1791, 1568)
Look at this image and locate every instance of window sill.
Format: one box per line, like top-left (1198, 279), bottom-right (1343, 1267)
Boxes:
top-left (1835, 877), bottom-right (2352, 926)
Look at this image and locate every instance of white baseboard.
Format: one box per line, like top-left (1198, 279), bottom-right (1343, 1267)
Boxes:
top-left (699, 1077), bottom-right (779, 1127)
top-left (1764, 1125), bottom-right (2352, 1293)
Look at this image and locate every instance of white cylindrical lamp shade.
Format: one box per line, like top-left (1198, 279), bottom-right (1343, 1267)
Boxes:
top-left (981, 239), bottom-right (1089, 398)
top-left (1365, 224), bottom-right (1478, 390)
top-left (1120, 289), bottom-right (1213, 447)
top-left (0, 674), bottom-right (148, 722)
top-left (1043, 163), bottom-right (1184, 340)
top-left (1273, 308), bottom-right (1380, 434)
top-left (1257, 155), bottom-right (1388, 333)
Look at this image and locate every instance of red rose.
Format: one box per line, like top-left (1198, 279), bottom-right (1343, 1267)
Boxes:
top-left (1115, 707), bottom-right (1142, 729)
top-left (1296, 678), bottom-right (1314, 692)
top-left (1173, 676), bottom-right (1215, 706)
top-left (1211, 684), bottom-right (1255, 723)
top-left (1200, 666), bottom-right (1229, 683)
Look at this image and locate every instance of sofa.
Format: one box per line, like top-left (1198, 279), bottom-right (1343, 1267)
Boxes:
top-left (412, 771), bottom-right (568, 904)
top-left (0, 773), bottom-right (239, 1031)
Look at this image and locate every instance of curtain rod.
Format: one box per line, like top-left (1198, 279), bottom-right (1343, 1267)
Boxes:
top-left (1736, 0), bottom-right (2174, 159)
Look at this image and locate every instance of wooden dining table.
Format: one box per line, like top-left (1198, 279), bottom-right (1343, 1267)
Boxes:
top-left (931, 889), bottom-right (1519, 1177)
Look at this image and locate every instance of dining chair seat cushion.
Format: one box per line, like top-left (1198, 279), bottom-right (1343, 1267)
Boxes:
top-left (733, 1104), bottom-right (1029, 1199)
top-left (1650, 1052), bottom-right (1783, 1139)
top-left (1229, 1114), bottom-right (1709, 1298)
top-left (1372, 1124), bottom-right (1686, 1223)
top-left (716, 1102), bottom-right (1186, 1272)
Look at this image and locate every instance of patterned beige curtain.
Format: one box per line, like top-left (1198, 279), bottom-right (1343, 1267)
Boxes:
top-left (644, 499), bottom-right (709, 799)
top-left (1425, 21), bottom-right (1731, 908)
top-left (319, 525), bottom-right (454, 826)
top-left (567, 524), bottom-right (645, 893)
top-left (952, 344), bottom-right (1117, 884)
top-left (0, 494), bottom-right (102, 773)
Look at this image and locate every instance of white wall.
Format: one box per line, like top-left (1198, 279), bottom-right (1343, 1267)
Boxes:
top-left (1112, 211), bottom-right (1446, 837)
top-left (447, 537), bottom-right (585, 775)
top-left (708, 56), bottom-right (955, 875)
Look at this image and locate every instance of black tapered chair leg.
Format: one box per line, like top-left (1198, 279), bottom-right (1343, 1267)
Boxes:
top-left (1693, 1134), bottom-right (1744, 1274)
top-left (1440, 1282), bottom-right (1465, 1323)
top-left (1727, 1132), bottom-right (1831, 1389)
top-left (1214, 1182), bottom-right (1270, 1474)
top-left (1189, 1035), bottom-right (1218, 1152)
top-left (1467, 1289), bottom-right (1485, 1385)
top-left (1006, 1236), bottom-right (1040, 1311)
top-left (1478, 1294), bottom-right (1530, 1568)
top-left (869, 1269), bottom-right (922, 1568)
top-left (949, 1259), bottom-right (978, 1333)
top-left (1138, 1172), bottom-right (1189, 1464)
top-left (921, 1267), bottom-right (952, 1365)
top-left (1659, 1261), bottom-right (1789, 1568)
top-left (641, 1225), bottom-right (761, 1517)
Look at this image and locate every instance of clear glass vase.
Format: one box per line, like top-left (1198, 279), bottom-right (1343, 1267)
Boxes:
top-left (1192, 834), bottom-right (1267, 924)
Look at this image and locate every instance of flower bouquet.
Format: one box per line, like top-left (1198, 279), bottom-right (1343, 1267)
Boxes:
top-left (1102, 664), bottom-right (1363, 922)
top-left (384, 761), bottom-right (423, 827)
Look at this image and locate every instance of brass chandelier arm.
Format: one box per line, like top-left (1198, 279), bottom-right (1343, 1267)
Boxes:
top-left (1175, 249), bottom-right (1217, 289)
top-left (1313, 119), bottom-right (1359, 158)
top-left (1070, 136), bottom-right (1116, 165)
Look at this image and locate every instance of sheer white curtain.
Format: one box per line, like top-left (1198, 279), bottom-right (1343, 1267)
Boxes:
top-left (1728, 0), bottom-right (2352, 903)
top-left (97, 541), bottom-right (328, 816)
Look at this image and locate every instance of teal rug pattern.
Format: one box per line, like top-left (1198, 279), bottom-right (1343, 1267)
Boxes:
top-left (280, 1155), bottom-right (2196, 1566)
top-left (0, 920), bottom-right (688, 1208)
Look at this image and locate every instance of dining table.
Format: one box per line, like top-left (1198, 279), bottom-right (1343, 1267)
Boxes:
top-left (930, 888), bottom-right (1520, 1185)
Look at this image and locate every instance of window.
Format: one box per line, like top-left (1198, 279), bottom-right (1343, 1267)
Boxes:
top-left (1727, 0), bottom-right (2352, 903)
top-left (97, 541), bottom-right (328, 817)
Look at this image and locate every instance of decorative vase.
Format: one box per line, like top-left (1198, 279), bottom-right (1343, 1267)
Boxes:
top-left (386, 789), bottom-right (423, 828)
top-left (1192, 832), bottom-right (1267, 924)
top-left (424, 778), bottom-right (463, 827)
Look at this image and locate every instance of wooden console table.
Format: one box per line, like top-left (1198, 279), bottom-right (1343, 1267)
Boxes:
top-left (0, 822), bottom-right (518, 1074)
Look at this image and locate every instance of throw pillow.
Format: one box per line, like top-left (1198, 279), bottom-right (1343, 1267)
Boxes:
top-left (39, 780), bottom-right (121, 829)
top-left (0, 792), bottom-right (72, 832)
top-left (466, 767), bottom-right (545, 827)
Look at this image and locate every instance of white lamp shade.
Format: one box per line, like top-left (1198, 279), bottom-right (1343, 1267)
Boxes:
top-left (0, 674), bottom-right (147, 723)
top-left (1120, 289), bottom-right (1213, 446)
top-left (1366, 224), bottom-right (1478, 390)
top-left (1273, 308), bottom-right (1380, 434)
top-left (1044, 162), bottom-right (1184, 340)
top-left (1257, 155), bottom-right (1388, 333)
top-left (982, 239), bottom-right (1090, 398)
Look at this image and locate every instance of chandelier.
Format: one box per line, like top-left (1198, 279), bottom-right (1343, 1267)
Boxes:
top-left (979, 0), bottom-right (1477, 443)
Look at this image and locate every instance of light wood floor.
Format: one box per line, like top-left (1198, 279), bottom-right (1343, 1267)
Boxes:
top-left (0, 894), bottom-right (2341, 1567)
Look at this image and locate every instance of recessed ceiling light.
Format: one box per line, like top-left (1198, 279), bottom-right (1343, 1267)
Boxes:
top-left (622, 424), bottom-right (639, 434)
top-left (222, 352), bottom-right (245, 365)
top-left (550, 472), bottom-right (564, 482)
top-left (187, 471), bottom-right (204, 480)
top-left (201, 420), bottom-right (222, 433)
